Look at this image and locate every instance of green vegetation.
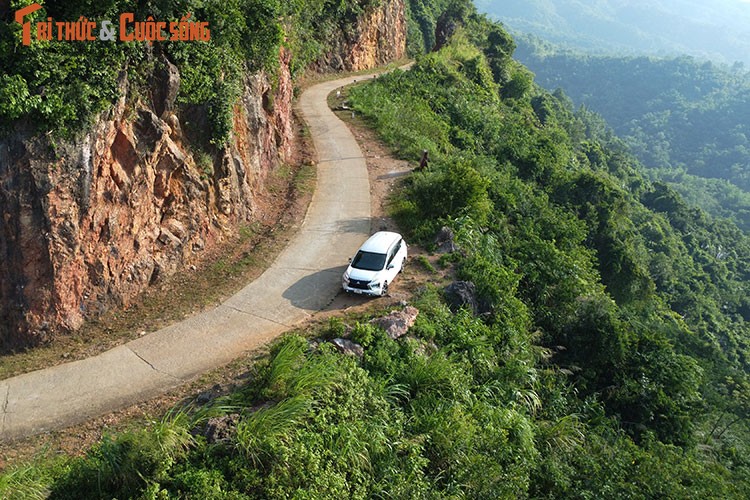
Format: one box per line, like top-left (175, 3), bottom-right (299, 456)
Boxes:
top-left (415, 254), bottom-right (436, 273)
top-left (1, 0), bottom-right (380, 142)
top-left (3, 1), bottom-right (750, 497)
top-left (514, 38), bottom-right (750, 231)
top-left (404, 0), bottom-right (454, 55)
top-left (345, 3), bottom-right (750, 494)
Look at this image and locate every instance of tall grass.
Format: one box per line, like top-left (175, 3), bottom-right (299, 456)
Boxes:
top-left (235, 395), bottom-right (313, 467)
top-left (49, 404), bottom-right (215, 498)
top-left (262, 335), bottom-right (338, 400)
top-left (0, 462), bottom-right (52, 500)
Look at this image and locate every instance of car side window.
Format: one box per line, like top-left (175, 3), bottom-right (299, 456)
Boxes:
top-left (387, 241), bottom-right (402, 267)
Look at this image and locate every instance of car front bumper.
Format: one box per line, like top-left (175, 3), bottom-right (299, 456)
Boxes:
top-left (342, 280), bottom-right (384, 296)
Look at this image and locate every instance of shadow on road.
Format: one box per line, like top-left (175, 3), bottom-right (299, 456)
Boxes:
top-left (335, 217), bottom-right (371, 234)
top-left (283, 265), bottom-right (348, 310)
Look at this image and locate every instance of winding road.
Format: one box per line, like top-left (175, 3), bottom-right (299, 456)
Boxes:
top-left (0, 72), bottom-right (376, 442)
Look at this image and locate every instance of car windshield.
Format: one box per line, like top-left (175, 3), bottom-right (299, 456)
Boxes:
top-left (351, 251), bottom-right (386, 271)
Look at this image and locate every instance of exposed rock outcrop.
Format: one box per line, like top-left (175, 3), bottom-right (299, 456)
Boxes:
top-left (331, 338), bottom-right (365, 357)
top-left (444, 281), bottom-right (479, 315)
top-left (370, 306), bottom-right (419, 339)
top-left (316, 0), bottom-right (407, 72)
top-left (203, 413), bottom-right (240, 444)
top-left (0, 51), bottom-right (294, 351)
top-left (434, 226), bottom-right (457, 254)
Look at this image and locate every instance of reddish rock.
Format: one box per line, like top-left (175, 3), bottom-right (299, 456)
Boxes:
top-left (370, 306), bottom-right (419, 339)
top-left (315, 0), bottom-right (407, 72)
top-left (0, 46), bottom-right (296, 351)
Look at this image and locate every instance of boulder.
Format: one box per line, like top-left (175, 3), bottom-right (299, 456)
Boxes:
top-left (332, 338), bottom-right (364, 357)
top-left (444, 281), bottom-right (478, 315)
top-left (370, 306), bottom-right (419, 339)
top-left (434, 226), bottom-right (457, 253)
top-left (203, 413), bottom-right (239, 444)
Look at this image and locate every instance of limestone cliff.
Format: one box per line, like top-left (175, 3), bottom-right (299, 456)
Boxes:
top-left (0, 0), bottom-right (406, 351)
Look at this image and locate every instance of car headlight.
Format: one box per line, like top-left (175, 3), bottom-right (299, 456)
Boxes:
top-left (343, 271), bottom-right (350, 282)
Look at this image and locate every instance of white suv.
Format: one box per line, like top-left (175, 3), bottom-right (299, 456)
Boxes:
top-left (342, 231), bottom-right (408, 296)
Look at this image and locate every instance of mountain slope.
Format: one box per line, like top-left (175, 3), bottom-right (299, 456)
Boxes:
top-left (476, 0), bottom-right (750, 65)
top-left (513, 41), bottom-right (750, 231)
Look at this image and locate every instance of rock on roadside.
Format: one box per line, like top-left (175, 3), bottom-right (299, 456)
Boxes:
top-left (370, 306), bottom-right (419, 339)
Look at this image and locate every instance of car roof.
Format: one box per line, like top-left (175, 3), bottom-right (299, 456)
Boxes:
top-left (359, 231), bottom-right (403, 253)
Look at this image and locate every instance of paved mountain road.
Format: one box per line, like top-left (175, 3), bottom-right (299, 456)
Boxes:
top-left (0, 72), bottom-right (377, 441)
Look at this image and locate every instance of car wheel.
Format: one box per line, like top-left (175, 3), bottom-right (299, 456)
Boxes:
top-left (382, 281), bottom-right (389, 296)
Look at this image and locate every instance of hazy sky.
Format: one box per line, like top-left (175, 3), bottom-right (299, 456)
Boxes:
top-left (477, 0), bottom-right (750, 65)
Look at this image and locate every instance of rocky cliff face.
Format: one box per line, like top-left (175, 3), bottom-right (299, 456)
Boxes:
top-left (0, 0), bottom-right (406, 352)
top-left (317, 0), bottom-right (407, 72)
top-left (0, 48), bottom-right (295, 351)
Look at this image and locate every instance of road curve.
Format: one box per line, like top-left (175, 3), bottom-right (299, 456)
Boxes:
top-left (0, 73), bottom-right (375, 441)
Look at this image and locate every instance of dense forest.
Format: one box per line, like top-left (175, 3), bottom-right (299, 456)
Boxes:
top-left (2, 0), bottom-right (750, 498)
top-left (475, 0), bottom-right (750, 66)
top-left (513, 38), bottom-right (750, 232)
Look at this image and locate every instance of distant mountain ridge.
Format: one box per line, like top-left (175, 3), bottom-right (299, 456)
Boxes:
top-left (476, 0), bottom-right (750, 65)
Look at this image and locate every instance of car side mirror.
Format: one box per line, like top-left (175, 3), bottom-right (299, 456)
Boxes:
top-left (348, 257), bottom-right (352, 263)
top-left (387, 264), bottom-right (394, 270)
